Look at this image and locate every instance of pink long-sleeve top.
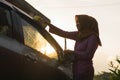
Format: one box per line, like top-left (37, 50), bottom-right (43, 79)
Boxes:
top-left (49, 26), bottom-right (99, 74)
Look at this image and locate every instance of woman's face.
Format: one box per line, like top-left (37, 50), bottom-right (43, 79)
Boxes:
top-left (75, 17), bottom-right (81, 31)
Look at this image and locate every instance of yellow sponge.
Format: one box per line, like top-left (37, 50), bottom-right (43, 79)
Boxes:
top-left (33, 15), bottom-right (48, 28)
top-left (33, 15), bottom-right (42, 21)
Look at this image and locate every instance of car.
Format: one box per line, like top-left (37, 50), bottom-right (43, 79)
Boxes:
top-left (0, 0), bottom-right (72, 80)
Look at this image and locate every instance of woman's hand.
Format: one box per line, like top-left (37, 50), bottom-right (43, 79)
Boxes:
top-left (64, 50), bottom-right (74, 54)
top-left (47, 23), bottom-right (56, 32)
top-left (47, 23), bottom-right (56, 28)
top-left (63, 50), bottom-right (75, 63)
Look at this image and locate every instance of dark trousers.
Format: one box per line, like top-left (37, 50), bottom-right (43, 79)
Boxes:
top-left (73, 67), bottom-right (94, 80)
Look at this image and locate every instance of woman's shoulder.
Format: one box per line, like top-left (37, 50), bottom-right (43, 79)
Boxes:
top-left (89, 34), bottom-right (97, 38)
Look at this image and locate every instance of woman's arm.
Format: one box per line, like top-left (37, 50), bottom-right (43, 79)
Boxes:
top-left (48, 24), bottom-right (78, 40)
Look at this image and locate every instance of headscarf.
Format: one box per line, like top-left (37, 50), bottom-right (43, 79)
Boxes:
top-left (75, 14), bottom-right (102, 46)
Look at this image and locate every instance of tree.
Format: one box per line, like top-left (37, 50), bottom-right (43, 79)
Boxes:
top-left (94, 72), bottom-right (111, 80)
top-left (109, 57), bottom-right (120, 80)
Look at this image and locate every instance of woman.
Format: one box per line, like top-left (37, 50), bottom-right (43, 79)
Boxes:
top-left (47, 14), bottom-right (102, 80)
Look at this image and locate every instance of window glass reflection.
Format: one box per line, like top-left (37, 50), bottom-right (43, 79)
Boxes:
top-left (21, 18), bottom-right (58, 59)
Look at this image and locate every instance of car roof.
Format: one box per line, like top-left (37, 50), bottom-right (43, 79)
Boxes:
top-left (0, 0), bottom-right (32, 18)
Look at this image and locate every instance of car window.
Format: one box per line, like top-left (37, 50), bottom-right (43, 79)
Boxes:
top-left (0, 7), bottom-right (9, 36)
top-left (20, 17), bottom-right (58, 60)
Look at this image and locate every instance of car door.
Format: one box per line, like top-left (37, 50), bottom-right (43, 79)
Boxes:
top-left (0, 1), bottom-right (71, 80)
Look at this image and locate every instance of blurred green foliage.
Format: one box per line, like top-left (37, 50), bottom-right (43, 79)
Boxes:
top-left (109, 57), bottom-right (120, 80)
top-left (94, 72), bottom-right (111, 80)
top-left (94, 56), bottom-right (120, 80)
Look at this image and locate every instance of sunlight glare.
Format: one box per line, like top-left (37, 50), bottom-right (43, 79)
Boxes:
top-left (40, 44), bottom-right (57, 58)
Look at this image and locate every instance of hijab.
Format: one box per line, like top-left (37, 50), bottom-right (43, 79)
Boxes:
top-left (75, 14), bottom-right (102, 46)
